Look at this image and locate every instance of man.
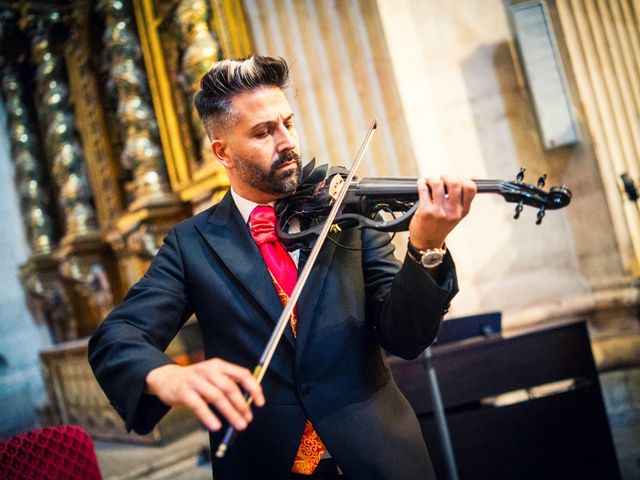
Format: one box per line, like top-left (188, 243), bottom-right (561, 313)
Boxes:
top-left (89, 55), bottom-right (476, 479)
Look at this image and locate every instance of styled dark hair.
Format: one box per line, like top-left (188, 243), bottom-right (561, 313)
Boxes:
top-left (194, 55), bottom-right (290, 139)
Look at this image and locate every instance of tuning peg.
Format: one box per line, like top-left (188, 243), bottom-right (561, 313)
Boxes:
top-left (536, 205), bottom-right (546, 225)
top-left (514, 200), bottom-right (524, 219)
top-left (537, 173), bottom-right (547, 188)
top-left (516, 167), bottom-right (526, 183)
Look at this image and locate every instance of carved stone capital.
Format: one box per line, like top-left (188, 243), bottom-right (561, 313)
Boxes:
top-left (53, 233), bottom-right (123, 338)
top-left (20, 254), bottom-right (76, 343)
top-left (107, 195), bottom-right (189, 289)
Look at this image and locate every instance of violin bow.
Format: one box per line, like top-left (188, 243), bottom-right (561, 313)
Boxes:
top-left (215, 119), bottom-right (378, 458)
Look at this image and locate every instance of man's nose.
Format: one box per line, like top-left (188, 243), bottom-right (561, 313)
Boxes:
top-left (275, 124), bottom-right (297, 153)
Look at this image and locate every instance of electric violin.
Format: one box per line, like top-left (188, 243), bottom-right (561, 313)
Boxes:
top-left (276, 160), bottom-right (572, 250)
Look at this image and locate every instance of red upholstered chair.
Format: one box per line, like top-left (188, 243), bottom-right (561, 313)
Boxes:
top-left (0, 425), bottom-right (102, 480)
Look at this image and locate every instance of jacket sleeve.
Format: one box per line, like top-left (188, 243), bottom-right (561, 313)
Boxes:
top-left (362, 227), bottom-right (458, 360)
top-left (88, 227), bottom-right (194, 434)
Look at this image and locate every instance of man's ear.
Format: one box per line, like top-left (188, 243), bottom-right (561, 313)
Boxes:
top-left (211, 139), bottom-right (234, 169)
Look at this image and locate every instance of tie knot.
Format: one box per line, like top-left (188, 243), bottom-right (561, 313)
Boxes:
top-left (250, 205), bottom-right (278, 245)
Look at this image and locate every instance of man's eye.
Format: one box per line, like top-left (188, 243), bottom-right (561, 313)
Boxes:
top-left (255, 130), bottom-right (269, 138)
top-left (285, 122), bottom-right (294, 130)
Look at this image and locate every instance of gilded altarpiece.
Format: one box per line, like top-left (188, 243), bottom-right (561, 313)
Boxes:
top-left (65, 0), bottom-right (185, 293)
top-left (0, 0), bottom-right (253, 443)
top-left (22, 16), bottom-right (123, 343)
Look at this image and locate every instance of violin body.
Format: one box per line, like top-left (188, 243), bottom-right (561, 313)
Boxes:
top-left (276, 161), bottom-right (572, 251)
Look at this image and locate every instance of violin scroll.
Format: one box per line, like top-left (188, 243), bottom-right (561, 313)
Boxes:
top-left (496, 169), bottom-right (572, 224)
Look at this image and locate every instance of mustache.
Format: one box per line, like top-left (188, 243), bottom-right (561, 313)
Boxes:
top-left (271, 151), bottom-right (301, 170)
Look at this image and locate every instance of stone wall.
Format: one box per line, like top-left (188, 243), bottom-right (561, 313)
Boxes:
top-left (375, 0), bottom-right (633, 328)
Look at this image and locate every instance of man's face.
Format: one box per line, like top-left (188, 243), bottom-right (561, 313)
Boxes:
top-left (215, 86), bottom-right (302, 202)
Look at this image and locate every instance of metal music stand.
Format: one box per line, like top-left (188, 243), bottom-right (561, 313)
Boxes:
top-left (421, 312), bottom-right (502, 480)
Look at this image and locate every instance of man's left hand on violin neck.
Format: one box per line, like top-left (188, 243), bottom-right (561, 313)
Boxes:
top-left (408, 175), bottom-right (477, 252)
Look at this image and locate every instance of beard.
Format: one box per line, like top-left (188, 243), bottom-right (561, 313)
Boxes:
top-left (235, 150), bottom-right (302, 197)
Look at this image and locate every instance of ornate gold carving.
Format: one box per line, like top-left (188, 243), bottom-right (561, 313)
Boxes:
top-left (58, 256), bottom-right (114, 336)
top-left (132, 0), bottom-right (191, 190)
top-left (209, 0), bottom-right (252, 59)
top-left (53, 230), bottom-right (123, 336)
top-left (1, 68), bottom-right (56, 255)
top-left (106, 199), bottom-right (188, 289)
top-left (125, 223), bottom-right (160, 258)
top-left (131, 0), bottom-right (250, 202)
top-left (65, 0), bottom-right (124, 228)
top-left (97, 0), bottom-right (173, 210)
top-left (25, 16), bottom-right (125, 339)
top-left (175, 0), bottom-right (220, 168)
top-left (20, 255), bottom-right (76, 343)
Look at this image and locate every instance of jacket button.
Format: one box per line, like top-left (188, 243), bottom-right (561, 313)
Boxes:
top-left (300, 383), bottom-right (311, 395)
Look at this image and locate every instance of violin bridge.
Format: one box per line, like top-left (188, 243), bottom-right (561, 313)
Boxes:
top-left (329, 175), bottom-right (345, 200)
top-left (330, 224), bottom-right (342, 234)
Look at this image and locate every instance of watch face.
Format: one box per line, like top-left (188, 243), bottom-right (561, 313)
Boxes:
top-left (421, 251), bottom-right (444, 268)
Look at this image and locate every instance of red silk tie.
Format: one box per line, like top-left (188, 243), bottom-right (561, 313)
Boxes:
top-left (249, 205), bottom-right (297, 296)
top-left (249, 205), bottom-right (326, 475)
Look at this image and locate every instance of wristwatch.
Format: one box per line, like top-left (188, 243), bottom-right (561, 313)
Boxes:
top-left (407, 241), bottom-right (446, 269)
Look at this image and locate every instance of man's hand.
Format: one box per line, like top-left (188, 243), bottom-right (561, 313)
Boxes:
top-left (145, 358), bottom-right (265, 432)
top-left (409, 176), bottom-right (477, 250)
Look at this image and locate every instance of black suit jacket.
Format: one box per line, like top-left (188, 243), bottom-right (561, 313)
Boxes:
top-left (89, 191), bottom-right (458, 479)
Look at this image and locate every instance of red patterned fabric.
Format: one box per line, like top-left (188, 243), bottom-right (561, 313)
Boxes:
top-left (0, 425), bottom-right (102, 480)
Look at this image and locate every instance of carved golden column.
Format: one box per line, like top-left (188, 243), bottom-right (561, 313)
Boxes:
top-left (32, 29), bottom-right (97, 240)
top-left (65, 0), bottom-right (124, 230)
top-left (30, 21), bottom-right (117, 338)
top-left (175, 0), bottom-right (220, 167)
top-left (91, 0), bottom-right (188, 289)
top-left (97, 0), bottom-right (173, 210)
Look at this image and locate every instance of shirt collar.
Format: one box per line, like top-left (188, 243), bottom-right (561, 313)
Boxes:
top-left (230, 187), bottom-right (276, 224)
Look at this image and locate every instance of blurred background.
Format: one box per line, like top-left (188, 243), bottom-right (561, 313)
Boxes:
top-left (0, 0), bottom-right (638, 478)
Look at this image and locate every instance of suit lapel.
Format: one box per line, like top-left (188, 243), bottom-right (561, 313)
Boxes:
top-left (195, 192), bottom-right (296, 348)
top-left (294, 231), bottom-right (342, 359)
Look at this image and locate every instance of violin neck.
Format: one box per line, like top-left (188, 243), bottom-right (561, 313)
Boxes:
top-left (473, 179), bottom-right (508, 194)
top-left (354, 177), bottom-right (503, 196)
